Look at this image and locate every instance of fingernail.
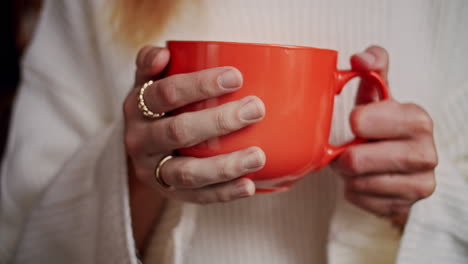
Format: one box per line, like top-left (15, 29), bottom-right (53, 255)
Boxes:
top-left (218, 69), bottom-right (242, 89)
top-left (234, 180), bottom-right (256, 197)
top-left (243, 147), bottom-right (266, 170)
top-left (358, 51), bottom-right (376, 66)
top-left (239, 97), bottom-right (265, 122)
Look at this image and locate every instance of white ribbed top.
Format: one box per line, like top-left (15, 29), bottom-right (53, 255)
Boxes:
top-left (1, 0), bottom-right (468, 263)
top-left (144, 1), bottom-right (468, 263)
top-left (186, 171), bottom-right (339, 264)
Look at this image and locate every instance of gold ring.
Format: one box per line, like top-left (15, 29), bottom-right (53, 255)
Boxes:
top-left (154, 155), bottom-right (174, 190)
top-left (138, 80), bottom-right (166, 119)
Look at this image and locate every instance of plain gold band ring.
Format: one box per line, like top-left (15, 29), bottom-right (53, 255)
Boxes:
top-left (138, 80), bottom-right (166, 119)
top-left (154, 155), bottom-right (175, 190)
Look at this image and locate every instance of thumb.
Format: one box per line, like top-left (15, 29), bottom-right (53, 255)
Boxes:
top-left (351, 46), bottom-right (390, 105)
top-left (134, 46), bottom-right (170, 87)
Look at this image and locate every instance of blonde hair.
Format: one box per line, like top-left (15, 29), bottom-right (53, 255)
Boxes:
top-left (110, 0), bottom-right (182, 50)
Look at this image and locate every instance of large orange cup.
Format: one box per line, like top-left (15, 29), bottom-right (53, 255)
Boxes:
top-left (166, 41), bottom-right (389, 193)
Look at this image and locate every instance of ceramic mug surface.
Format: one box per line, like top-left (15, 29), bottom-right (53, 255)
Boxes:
top-left (166, 41), bottom-right (389, 192)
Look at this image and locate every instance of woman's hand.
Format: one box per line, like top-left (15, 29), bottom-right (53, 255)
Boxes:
top-left (332, 46), bottom-right (438, 222)
top-left (124, 46), bottom-right (266, 204)
top-left (125, 46), bottom-right (266, 253)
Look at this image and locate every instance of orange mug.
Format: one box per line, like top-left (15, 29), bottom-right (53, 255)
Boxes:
top-left (166, 41), bottom-right (390, 193)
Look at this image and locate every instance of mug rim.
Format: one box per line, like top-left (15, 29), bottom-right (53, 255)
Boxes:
top-left (166, 40), bottom-right (337, 54)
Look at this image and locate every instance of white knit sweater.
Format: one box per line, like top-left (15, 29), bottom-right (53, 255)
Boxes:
top-left (1, 0), bottom-right (468, 263)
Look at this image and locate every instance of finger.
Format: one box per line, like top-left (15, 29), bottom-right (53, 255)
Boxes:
top-left (148, 96), bottom-right (265, 152)
top-left (143, 66), bottom-right (243, 114)
top-left (125, 47), bottom-right (170, 122)
top-left (345, 171), bottom-right (436, 201)
top-left (351, 46), bottom-right (390, 104)
top-left (166, 178), bottom-right (256, 204)
top-left (135, 46), bottom-right (170, 87)
top-left (333, 140), bottom-right (438, 176)
top-left (345, 191), bottom-right (411, 217)
top-left (391, 214), bottom-right (409, 229)
top-left (350, 100), bottom-right (434, 139)
top-left (159, 147), bottom-right (266, 188)
top-left (352, 46), bottom-right (389, 80)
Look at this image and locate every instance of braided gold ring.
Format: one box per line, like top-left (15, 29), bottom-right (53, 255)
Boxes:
top-left (138, 80), bottom-right (166, 119)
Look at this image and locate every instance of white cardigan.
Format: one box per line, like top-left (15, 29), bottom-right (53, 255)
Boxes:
top-left (1, 0), bottom-right (468, 263)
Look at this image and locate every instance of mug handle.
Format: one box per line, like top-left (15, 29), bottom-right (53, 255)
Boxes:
top-left (318, 70), bottom-right (390, 169)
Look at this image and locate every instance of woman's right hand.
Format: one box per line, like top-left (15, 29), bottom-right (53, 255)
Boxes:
top-left (124, 46), bottom-right (266, 204)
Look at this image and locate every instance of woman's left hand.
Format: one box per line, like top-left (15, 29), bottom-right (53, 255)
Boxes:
top-left (332, 46), bottom-right (438, 221)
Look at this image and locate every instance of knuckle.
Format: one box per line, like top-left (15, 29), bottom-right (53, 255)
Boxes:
top-left (145, 48), bottom-right (159, 69)
top-left (416, 177), bottom-right (436, 199)
top-left (194, 71), bottom-right (215, 98)
top-left (367, 45), bottom-right (387, 56)
top-left (405, 103), bottom-right (433, 134)
top-left (215, 110), bottom-right (235, 134)
top-left (350, 178), bottom-right (369, 192)
top-left (124, 133), bottom-right (143, 157)
top-left (397, 206), bottom-right (410, 216)
top-left (166, 115), bottom-right (190, 146)
top-left (383, 200), bottom-right (399, 217)
top-left (366, 46), bottom-right (389, 68)
top-left (136, 46), bottom-right (153, 68)
top-left (427, 150), bottom-right (439, 170)
top-left (216, 157), bottom-right (236, 181)
top-left (339, 148), bottom-right (362, 176)
top-left (193, 194), bottom-right (211, 205)
top-left (176, 161), bottom-right (196, 187)
top-left (388, 201), bottom-right (409, 217)
top-left (390, 202), bottom-right (409, 217)
top-left (409, 145), bottom-right (438, 170)
top-left (387, 99), bottom-right (401, 108)
top-left (215, 189), bottom-right (232, 203)
top-left (350, 106), bottom-right (365, 136)
top-left (157, 80), bottom-right (178, 107)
